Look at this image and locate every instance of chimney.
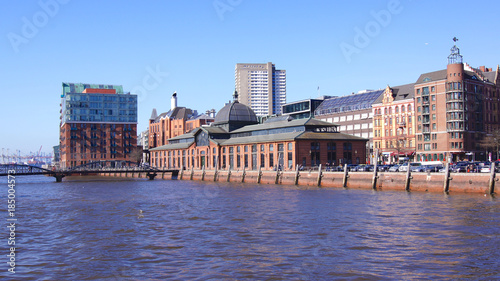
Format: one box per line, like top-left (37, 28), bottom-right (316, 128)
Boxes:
top-left (480, 66), bottom-right (486, 72)
top-left (171, 92), bottom-right (177, 110)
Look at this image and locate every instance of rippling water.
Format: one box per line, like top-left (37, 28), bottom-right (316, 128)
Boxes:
top-left (1, 175), bottom-right (499, 280)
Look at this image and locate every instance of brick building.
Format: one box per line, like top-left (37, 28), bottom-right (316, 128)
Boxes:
top-left (149, 93), bottom-right (367, 170)
top-left (415, 41), bottom-right (500, 162)
top-left (148, 92), bottom-right (215, 149)
top-left (372, 84), bottom-right (416, 164)
top-left (59, 82), bottom-right (137, 168)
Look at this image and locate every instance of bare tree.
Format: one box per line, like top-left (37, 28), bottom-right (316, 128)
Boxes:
top-left (480, 129), bottom-right (500, 160)
top-left (129, 147), bottom-right (144, 165)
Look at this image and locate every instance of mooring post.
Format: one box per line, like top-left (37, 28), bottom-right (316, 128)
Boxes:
top-left (372, 151), bottom-right (378, 190)
top-left (241, 166), bottom-right (246, 183)
top-left (214, 164), bottom-right (218, 182)
top-left (488, 162), bottom-right (496, 194)
top-left (227, 166), bottom-right (231, 182)
top-left (294, 164), bottom-right (300, 185)
top-left (257, 166), bottom-right (262, 184)
top-left (162, 171), bottom-right (165, 179)
top-left (443, 162), bottom-right (451, 193)
top-left (275, 165), bottom-right (281, 184)
top-left (405, 162), bottom-right (412, 191)
top-left (342, 164), bottom-right (349, 188)
top-left (190, 166), bottom-right (194, 180)
top-left (317, 164), bottom-right (323, 187)
top-left (201, 165), bottom-right (205, 181)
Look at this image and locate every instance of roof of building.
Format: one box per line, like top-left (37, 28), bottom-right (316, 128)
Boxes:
top-left (415, 69), bottom-right (447, 84)
top-left (150, 106), bottom-right (197, 123)
top-left (373, 83), bottom-right (415, 105)
top-left (188, 113), bottom-right (214, 121)
top-left (150, 108), bottom-right (158, 120)
top-left (482, 71), bottom-right (497, 83)
top-left (149, 141), bottom-right (194, 151)
top-left (415, 68), bottom-right (490, 84)
top-left (213, 101), bottom-right (258, 124)
top-left (314, 89), bottom-right (384, 116)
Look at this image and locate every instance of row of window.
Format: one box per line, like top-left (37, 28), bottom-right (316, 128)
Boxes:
top-left (374, 104), bottom-right (412, 115)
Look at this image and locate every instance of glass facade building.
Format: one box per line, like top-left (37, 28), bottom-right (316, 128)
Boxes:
top-left (59, 82), bottom-right (138, 168)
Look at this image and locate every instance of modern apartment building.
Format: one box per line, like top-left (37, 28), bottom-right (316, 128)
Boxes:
top-left (235, 62), bottom-right (286, 116)
top-left (59, 82), bottom-right (137, 168)
top-left (372, 84), bottom-right (416, 164)
top-left (414, 42), bottom-right (500, 162)
top-left (314, 89), bottom-right (384, 164)
top-left (281, 97), bottom-right (329, 120)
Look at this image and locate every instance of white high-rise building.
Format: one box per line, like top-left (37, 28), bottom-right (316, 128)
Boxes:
top-left (235, 62), bottom-right (286, 116)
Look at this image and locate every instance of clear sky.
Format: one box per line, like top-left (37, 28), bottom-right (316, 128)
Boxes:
top-left (2, 0), bottom-right (500, 156)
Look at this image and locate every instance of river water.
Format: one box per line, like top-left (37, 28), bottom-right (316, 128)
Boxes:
top-left (1, 175), bottom-right (499, 280)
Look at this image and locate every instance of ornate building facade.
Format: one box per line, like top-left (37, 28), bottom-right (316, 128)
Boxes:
top-left (372, 84), bottom-right (416, 164)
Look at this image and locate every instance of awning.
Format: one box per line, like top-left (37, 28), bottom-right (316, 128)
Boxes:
top-left (390, 151), bottom-right (415, 156)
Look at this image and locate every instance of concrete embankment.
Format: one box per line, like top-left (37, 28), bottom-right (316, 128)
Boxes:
top-left (101, 168), bottom-right (497, 194)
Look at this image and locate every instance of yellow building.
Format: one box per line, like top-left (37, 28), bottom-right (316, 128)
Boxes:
top-left (372, 84), bottom-right (416, 164)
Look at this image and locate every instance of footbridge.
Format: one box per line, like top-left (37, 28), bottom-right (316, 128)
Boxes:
top-left (0, 161), bottom-right (179, 182)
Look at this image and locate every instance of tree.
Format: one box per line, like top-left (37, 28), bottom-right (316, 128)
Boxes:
top-left (129, 147), bottom-right (144, 165)
top-left (479, 129), bottom-right (500, 161)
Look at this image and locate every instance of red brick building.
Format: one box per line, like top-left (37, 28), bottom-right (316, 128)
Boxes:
top-left (59, 83), bottom-right (137, 168)
top-left (150, 93), bottom-right (368, 170)
top-left (415, 42), bottom-right (500, 162)
top-left (149, 92), bottom-right (214, 149)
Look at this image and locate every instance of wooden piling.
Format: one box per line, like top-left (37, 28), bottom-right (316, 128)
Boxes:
top-left (201, 165), bottom-right (205, 181)
top-left (294, 165), bottom-right (300, 185)
top-left (371, 156), bottom-right (378, 190)
top-left (227, 166), bottom-right (231, 182)
top-left (443, 162), bottom-right (451, 193)
top-left (342, 164), bottom-right (349, 188)
top-left (317, 164), bottom-right (323, 187)
top-left (257, 166), bottom-right (262, 184)
top-left (190, 166), bottom-right (194, 180)
top-left (214, 165), bottom-right (218, 182)
top-left (275, 166), bottom-right (281, 184)
top-left (404, 162), bottom-right (412, 191)
top-left (488, 162), bottom-right (496, 194)
top-left (241, 167), bottom-right (246, 183)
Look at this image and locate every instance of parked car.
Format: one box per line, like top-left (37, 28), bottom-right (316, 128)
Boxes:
top-left (452, 162), bottom-right (469, 173)
top-left (480, 166), bottom-right (492, 173)
top-left (388, 165), bottom-right (401, 172)
top-left (377, 165), bottom-right (391, 172)
top-left (359, 165), bottom-right (374, 172)
top-left (423, 164), bottom-right (444, 173)
top-left (346, 164), bottom-right (359, 172)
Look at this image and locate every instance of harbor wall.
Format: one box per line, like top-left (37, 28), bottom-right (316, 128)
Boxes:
top-left (101, 168), bottom-right (497, 194)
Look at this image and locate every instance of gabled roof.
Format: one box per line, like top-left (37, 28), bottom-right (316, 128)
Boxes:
top-left (415, 69), bottom-right (447, 84)
top-left (373, 83), bottom-right (415, 105)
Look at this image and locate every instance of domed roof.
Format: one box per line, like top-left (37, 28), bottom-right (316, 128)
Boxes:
top-left (214, 101), bottom-right (258, 124)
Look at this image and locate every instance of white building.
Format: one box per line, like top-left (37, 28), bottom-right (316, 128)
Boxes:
top-left (235, 62), bottom-right (286, 116)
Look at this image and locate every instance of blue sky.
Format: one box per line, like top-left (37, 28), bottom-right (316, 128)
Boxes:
top-left (2, 0), bottom-right (500, 156)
